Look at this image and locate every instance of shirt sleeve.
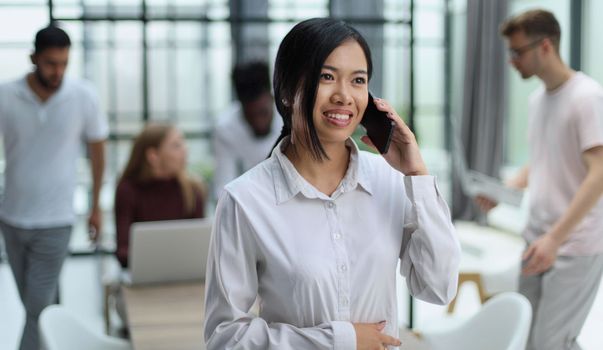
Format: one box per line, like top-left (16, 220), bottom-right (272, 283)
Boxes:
top-left (398, 175), bottom-right (461, 305)
top-left (114, 181), bottom-right (136, 268)
top-left (204, 191), bottom-right (356, 350)
top-left (574, 92), bottom-right (603, 152)
top-left (212, 129), bottom-right (239, 200)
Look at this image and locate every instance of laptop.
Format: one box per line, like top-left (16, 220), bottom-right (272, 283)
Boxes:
top-left (125, 218), bottom-right (212, 285)
top-left (463, 169), bottom-right (524, 206)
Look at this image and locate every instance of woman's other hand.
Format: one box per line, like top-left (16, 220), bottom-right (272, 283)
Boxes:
top-left (354, 321), bottom-right (402, 350)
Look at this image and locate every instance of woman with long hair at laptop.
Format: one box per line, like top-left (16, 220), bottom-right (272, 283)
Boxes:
top-left (204, 18), bottom-right (460, 350)
top-left (114, 122), bottom-right (206, 269)
top-left (109, 123), bottom-right (205, 333)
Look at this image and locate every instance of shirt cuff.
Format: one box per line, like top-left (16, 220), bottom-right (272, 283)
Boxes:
top-left (331, 321), bottom-right (356, 350)
top-left (403, 175), bottom-right (440, 201)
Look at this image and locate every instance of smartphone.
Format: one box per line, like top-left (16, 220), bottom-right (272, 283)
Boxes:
top-left (360, 92), bottom-right (395, 154)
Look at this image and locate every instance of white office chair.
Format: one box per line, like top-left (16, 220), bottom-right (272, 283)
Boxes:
top-left (40, 305), bottom-right (132, 350)
top-left (448, 220), bottom-right (525, 312)
top-left (448, 201), bottom-right (527, 313)
top-left (421, 292), bottom-right (532, 350)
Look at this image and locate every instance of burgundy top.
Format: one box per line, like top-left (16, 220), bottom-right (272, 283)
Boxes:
top-left (114, 177), bottom-right (205, 268)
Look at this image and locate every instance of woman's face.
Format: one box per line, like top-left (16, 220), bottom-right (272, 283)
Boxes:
top-left (310, 40), bottom-right (369, 147)
top-left (151, 128), bottom-right (188, 177)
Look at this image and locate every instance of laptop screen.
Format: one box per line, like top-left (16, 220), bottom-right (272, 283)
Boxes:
top-left (128, 218), bottom-right (212, 285)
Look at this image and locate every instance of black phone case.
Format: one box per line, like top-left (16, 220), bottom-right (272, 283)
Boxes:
top-left (360, 93), bottom-right (395, 154)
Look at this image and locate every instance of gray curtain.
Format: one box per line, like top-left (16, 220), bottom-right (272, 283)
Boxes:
top-left (452, 0), bottom-right (508, 220)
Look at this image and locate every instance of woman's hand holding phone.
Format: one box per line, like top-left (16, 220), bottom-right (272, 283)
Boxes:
top-left (360, 97), bottom-right (428, 176)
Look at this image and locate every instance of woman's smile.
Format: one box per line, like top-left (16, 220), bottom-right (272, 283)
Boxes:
top-left (321, 109), bottom-right (354, 127)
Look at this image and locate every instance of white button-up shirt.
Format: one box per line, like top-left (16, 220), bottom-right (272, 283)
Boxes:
top-left (204, 137), bottom-right (460, 350)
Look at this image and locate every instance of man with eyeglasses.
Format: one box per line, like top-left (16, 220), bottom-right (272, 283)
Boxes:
top-left (476, 9), bottom-right (603, 350)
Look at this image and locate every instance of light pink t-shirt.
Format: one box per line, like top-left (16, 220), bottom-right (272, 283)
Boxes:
top-left (526, 72), bottom-right (603, 256)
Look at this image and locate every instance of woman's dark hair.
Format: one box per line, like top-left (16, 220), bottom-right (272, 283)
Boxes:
top-left (34, 25), bottom-right (71, 54)
top-left (272, 17), bottom-right (373, 160)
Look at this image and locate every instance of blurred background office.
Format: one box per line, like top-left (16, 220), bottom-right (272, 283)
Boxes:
top-left (0, 0), bottom-right (602, 349)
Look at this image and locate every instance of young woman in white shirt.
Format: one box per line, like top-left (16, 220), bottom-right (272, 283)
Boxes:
top-left (204, 18), bottom-right (460, 350)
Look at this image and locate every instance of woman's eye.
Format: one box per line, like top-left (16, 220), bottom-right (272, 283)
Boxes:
top-left (353, 77), bottom-right (366, 84)
top-left (320, 73), bottom-right (334, 81)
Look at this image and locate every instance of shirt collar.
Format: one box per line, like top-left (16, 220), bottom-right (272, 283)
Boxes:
top-left (271, 136), bottom-right (373, 204)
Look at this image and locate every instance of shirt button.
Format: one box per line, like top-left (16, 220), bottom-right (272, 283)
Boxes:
top-left (342, 297), bottom-right (349, 306)
top-left (340, 264), bottom-right (347, 272)
top-left (334, 233), bottom-right (341, 240)
top-left (327, 201), bottom-right (335, 208)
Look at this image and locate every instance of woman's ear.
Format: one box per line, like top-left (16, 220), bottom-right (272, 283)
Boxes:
top-left (146, 148), bottom-right (159, 168)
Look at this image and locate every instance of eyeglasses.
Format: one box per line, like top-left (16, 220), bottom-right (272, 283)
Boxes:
top-left (508, 38), bottom-right (544, 60)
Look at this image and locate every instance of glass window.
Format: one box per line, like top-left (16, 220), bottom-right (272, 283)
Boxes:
top-left (412, 1), bottom-right (448, 207)
top-left (0, 0), bottom-right (449, 255)
top-left (0, 5), bottom-right (47, 81)
top-left (583, 0), bottom-right (603, 84)
top-left (383, 23), bottom-right (410, 115)
top-left (268, 0), bottom-right (328, 19)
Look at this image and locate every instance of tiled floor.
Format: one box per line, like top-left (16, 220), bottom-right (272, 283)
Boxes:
top-left (1, 256), bottom-right (602, 349)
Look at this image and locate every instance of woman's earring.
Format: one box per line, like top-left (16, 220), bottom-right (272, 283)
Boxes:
top-left (281, 98), bottom-right (289, 107)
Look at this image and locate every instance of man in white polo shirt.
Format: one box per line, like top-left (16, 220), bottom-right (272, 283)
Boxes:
top-left (0, 25), bottom-right (107, 350)
top-left (478, 10), bottom-right (603, 350)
